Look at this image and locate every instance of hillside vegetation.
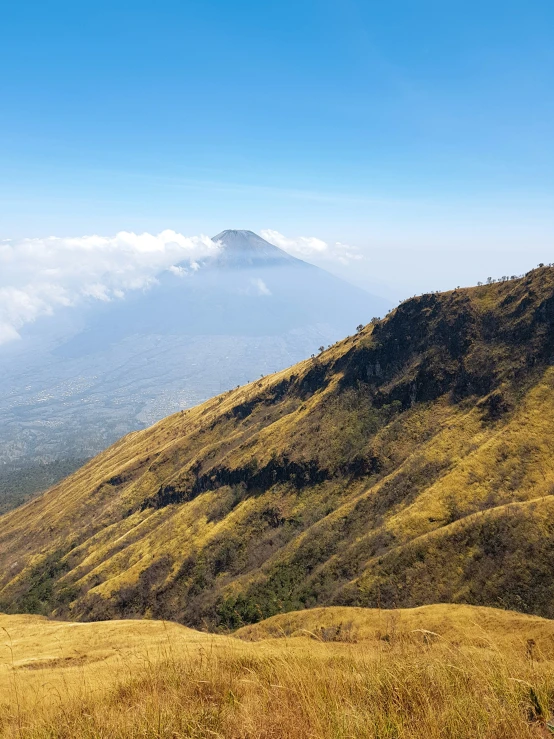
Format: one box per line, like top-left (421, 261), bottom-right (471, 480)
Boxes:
top-left (0, 458), bottom-right (90, 515)
top-left (3, 268), bottom-right (554, 626)
top-left (2, 604), bottom-right (554, 738)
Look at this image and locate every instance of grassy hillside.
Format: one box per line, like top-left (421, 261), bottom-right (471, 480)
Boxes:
top-left (2, 604), bottom-right (554, 738)
top-left (236, 602), bottom-right (554, 649)
top-left (3, 267), bottom-right (554, 626)
top-left (0, 458), bottom-right (90, 515)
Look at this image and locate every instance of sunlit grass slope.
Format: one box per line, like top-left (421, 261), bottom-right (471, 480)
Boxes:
top-left (0, 611), bottom-right (225, 696)
top-left (2, 605), bottom-right (554, 738)
top-left (3, 267), bottom-right (554, 626)
top-left (236, 602), bottom-right (554, 649)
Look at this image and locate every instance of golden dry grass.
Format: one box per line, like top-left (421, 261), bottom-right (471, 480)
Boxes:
top-left (236, 602), bottom-right (554, 650)
top-left (2, 604), bottom-right (554, 738)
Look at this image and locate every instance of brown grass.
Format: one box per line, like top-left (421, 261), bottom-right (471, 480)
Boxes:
top-left (2, 604), bottom-right (554, 738)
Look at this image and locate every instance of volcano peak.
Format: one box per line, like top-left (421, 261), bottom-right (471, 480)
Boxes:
top-left (211, 229), bottom-right (294, 266)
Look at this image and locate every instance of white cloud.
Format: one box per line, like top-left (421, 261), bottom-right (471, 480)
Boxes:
top-left (0, 230), bottom-right (219, 345)
top-left (0, 322), bottom-right (20, 344)
top-left (251, 278), bottom-right (271, 296)
top-left (82, 283), bottom-right (112, 301)
top-left (168, 265), bottom-right (188, 277)
top-left (260, 229), bottom-right (363, 265)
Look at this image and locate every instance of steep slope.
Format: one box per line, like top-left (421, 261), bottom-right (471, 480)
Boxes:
top-left (3, 267), bottom-right (554, 626)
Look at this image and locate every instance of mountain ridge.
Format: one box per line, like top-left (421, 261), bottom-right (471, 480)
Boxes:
top-left (2, 267), bottom-right (554, 627)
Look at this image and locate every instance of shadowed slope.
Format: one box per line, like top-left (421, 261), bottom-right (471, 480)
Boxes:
top-left (3, 267), bottom-right (554, 626)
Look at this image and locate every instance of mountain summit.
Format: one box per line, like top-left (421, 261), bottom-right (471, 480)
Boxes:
top-left (57, 228), bottom-right (385, 342)
top-left (211, 229), bottom-right (293, 267)
top-left (3, 267), bottom-right (554, 627)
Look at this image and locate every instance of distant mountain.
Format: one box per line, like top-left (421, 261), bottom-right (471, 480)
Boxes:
top-left (3, 267), bottom-right (554, 626)
top-left (58, 229), bottom-right (383, 349)
top-left (0, 230), bottom-right (390, 472)
top-left (210, 229), bottom-right (295, 267)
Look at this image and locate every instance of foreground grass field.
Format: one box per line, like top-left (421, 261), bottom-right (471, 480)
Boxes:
top-left (2, 604), bottom-right (554, 738)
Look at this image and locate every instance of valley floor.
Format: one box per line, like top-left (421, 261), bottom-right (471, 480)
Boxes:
top-left (2, 604), bottom-right (554, 738)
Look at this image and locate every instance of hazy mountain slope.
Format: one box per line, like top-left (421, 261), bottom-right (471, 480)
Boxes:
top-left (0, 230), bottom-right (388, 468)
top-left (2, 267), bottom-right (554, 625)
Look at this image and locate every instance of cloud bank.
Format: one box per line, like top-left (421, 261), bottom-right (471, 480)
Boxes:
top-left (260, 230), bottom-right (362, 265)
top-left (0, 230), bottom-right (219, 345)
top-left (0, 228), bottom-right (359, 346)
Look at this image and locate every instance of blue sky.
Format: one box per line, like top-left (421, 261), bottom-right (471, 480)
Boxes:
top-left (2, 0), bottom-right (553, 296)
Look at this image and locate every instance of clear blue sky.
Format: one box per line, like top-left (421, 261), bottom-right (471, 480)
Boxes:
top-left (2, 0), bottom-right (553, 295)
